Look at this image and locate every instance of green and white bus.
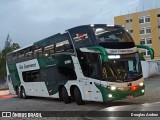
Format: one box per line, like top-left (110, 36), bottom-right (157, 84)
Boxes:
top-left (6, 24), bottom-right (154, 105)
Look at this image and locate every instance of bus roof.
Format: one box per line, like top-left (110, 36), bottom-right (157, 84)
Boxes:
top-left (7, 24), bottom-right (124, 55)
top-left (67, 24), bottom-right (123, 30)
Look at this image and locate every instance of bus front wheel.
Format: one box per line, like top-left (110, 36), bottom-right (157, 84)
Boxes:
top-left (62, 87), bottom-right (70, 104)
top-left (74, 87), bottom-right (85, 105)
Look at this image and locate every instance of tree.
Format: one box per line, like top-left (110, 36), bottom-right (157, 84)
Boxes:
top-left (0, 34), bottom-right (20, 81)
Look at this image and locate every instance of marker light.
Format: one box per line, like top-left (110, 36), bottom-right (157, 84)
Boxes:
top-left (139, 82), bottom-right (144, 86)
top-left (108, 55), bottom-right (120, 59)
top-left (142, 89), bottom-right (145, 93)
top-left (90, 24), bottom-right (94, 27)
top-left (108, 94), bottom-right (113, 98)
top-left (107, 24), bottom-right (114, 27)
top-left (110, 86), bottom-right (116, 91)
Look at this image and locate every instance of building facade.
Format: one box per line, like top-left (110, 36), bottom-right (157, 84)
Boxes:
top-left (114, 8), bottom-right (160, 60)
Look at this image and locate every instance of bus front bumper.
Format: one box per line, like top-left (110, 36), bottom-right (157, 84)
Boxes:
top-left (95, 84), bottom-right (145, 102)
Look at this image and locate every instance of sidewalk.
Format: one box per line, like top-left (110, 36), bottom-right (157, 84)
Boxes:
top-left (0, 90), bottom-right (9, 96)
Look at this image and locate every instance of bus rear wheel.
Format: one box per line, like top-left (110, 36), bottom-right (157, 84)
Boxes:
top-left (74, 87), bottom-right (85, 105)
top-left (62, 87), bottom-right (70, 104)
top-left (15, 87), bottom-right (19, 96)
top-left (18, 88), bottom-right (23, 98)
top-left (21, 87), bottom-right (29, 99)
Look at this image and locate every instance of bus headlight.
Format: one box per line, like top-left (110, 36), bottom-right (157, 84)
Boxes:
top-left (109, 86), bottom-right (116, 90)
top-left (139, 82), bottom-right (144, 86)
top-left (108, 55), bottom-right (120, 59)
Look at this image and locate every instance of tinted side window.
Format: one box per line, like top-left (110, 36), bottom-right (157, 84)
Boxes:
top-left (31, 70), bottom-right (40, 82)
top-left (77, 52), bottom-right (101, 79)
top-left (44, 44), bottom-right (55, 56)
top-left (18, 50), bottom-right (24, 60)
top-left (25, 47), bottom-right (33, 59)
top-left (55, 33), bottom-right (74, 53)
top-left (40, 69), bottom-right (47, 81)
top-left (22, 70), bottom-right (40, 82)
top-left (58, 67), bottom-right (77, 80)
top-left (33, 47), bottom-right (43, 57)
top-left (46, 67), bottom-right (56, 82)
top-left (12, 52), bottom-right (17, 61)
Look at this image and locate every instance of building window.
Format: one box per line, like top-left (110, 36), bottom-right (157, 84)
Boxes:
top-left (139, 17), bottom-right (144, 24)
top-left (126, 19), bottom-right (132, 23)
top-left (139, 16), bottom-right (150, 24)
top-left (140, 38), bottom-right (152, 45)
top-left (126, 19), bottom-right (129, 23)
top-left (140, 28), bottom-right (145, 34)
top-left (147, 50), bottom-right (150, 55)
top-left (145, 16), bottom-right (150, 23)
top-left (140, 39), bottom-right (145, 45)
top-left (129, 30), bottom-right (133, 33)
top-left (141, 50), bottom-right (146, 56)
top-left (146, 27), bottom-right (151, 33)
top-left (146, 38), bottom-right (152, 44)
top-left (141, 50), bottom-right (150, 56)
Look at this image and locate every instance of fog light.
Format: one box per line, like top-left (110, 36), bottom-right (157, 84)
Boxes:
top-left (108, 94), bottom-right (112, 98)
top-left (142, 89), bottom-right (145, 93)
top-left (139, 82), bottom-right (144, 86)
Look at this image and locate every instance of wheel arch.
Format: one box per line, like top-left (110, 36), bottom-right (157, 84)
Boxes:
top-left (70, 84), bottom-right (84, 100)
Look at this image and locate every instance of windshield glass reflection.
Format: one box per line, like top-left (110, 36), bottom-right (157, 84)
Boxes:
top-left (102, 53), bottom-right (142, 82)
top-left (93, 26), bottom-right (134, 43)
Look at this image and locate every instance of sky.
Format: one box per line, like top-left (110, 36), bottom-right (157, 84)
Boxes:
top-left (0, 0), bottom-right (160, 49)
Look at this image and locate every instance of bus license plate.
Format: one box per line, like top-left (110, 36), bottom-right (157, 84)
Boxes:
top-left (126, 95), bottom-right (133, 99)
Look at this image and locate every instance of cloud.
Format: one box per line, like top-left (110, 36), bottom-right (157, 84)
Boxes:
top-left (0, 0), bottom-right (159, 48)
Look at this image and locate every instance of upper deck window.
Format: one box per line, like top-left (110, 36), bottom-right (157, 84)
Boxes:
top-left (55, 33), bottom-right (74, 53)
top-left (56, 33), bottom-right (74, 53)
top-left (68, 27), bottom-right (94, 48)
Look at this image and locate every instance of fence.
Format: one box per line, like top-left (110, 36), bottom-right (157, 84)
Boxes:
top-left (141, 60), bottom-right (160, 78)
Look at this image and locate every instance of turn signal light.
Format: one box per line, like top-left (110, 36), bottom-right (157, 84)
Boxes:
top-left (131, 85), bottom-right (139, 91)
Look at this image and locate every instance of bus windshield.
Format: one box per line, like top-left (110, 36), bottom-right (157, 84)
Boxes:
top-left (102, 53), bottom-right (142, 82)
top-left (93, 26), bottom-right (134, 43)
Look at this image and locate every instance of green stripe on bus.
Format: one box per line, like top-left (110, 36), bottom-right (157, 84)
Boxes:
top-left (87, 46), bottom-right (109, 62)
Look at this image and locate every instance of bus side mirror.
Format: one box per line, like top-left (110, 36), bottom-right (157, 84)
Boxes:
top-left (87, 46), bottom-right (109, 62)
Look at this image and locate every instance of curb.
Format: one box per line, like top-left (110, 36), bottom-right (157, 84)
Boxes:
top-left (0, 90), bottom-right (9, 96)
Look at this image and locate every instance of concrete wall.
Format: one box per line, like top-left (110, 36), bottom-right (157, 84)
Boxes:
top-left (0, 81), bottom-right (8, 90)
top-left (141, 60), bottom-right (160, 78)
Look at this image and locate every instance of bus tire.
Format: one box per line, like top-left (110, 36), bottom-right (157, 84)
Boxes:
top-left (15, 87), bottom-right (19, 96)
top-left (21, 87), bottom-right (29, 99)
top-left (18, 88), bottom-right (23, 98)
top-left (74, 87), bottom-right (85, 105)
top-left (59, 90), bottom-right (63, 101)
top-left (62, 87), bottom-right (70, 104)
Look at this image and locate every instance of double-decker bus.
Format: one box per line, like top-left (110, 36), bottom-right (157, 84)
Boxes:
top-left (6, 24), bottom-right (154, 105)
